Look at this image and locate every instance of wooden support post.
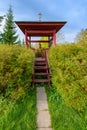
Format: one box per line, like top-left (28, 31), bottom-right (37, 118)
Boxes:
top-left (25, 29), bottom-right (29, 48)
top-left (29, 36), bottom-right (31, 48)
top-left (53, 30), bottom-right (56, 46)
top-left (48, 36), bottom-right (50, 47)
top-left (48, 36), bottom-right (52, 47)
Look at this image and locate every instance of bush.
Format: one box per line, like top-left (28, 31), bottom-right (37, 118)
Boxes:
top-left (0, 44), bottom-right (34, 96)
top-left (49, 44), bottom-right (87, 111)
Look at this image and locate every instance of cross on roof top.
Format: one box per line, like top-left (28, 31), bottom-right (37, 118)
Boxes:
top-left (38, 13), bottom-right (42, 21)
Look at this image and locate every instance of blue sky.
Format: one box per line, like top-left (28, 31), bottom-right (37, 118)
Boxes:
top-left (0, 0), bottom-right (87, 42)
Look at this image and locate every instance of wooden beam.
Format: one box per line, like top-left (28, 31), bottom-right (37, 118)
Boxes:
top-left (27, 30), bottom-right (54, 34)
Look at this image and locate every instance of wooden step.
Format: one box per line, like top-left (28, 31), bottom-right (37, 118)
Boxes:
top-left (35, 62), bottom-right (46, 65)
top-left (34, 73), bottom-right (48, 76)
top-left (32, 53), bottom-right (50, 87)
top-left (34, 66), bottom-right (48, 70)
top-left (35, 58), bottom-right (46, 62)
top-left (33, 79), bottom-right (49, 83)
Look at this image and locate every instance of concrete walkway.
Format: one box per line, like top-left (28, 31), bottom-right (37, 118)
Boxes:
top-left (37, 87), bottom-right (52, 130)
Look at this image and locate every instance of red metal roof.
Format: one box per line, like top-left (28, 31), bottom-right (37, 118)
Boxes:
top-left (15, 21), bottom-right (67, 36)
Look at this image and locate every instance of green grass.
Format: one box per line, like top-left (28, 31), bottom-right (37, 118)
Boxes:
top-left (0, 87), bottom-right (37, 130)
top-left (46, 86), bottom-right (87, 130)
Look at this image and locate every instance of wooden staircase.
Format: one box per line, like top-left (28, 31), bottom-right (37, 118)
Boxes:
top-left (32, 50), bottom-right (50, 87)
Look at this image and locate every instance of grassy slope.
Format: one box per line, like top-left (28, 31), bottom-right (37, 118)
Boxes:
top-left (1, 43), bottom-right (87, 130)
top-left (0, 45), bottom-right (37, 130)
top-left (46, 43), bottom-right (87, 130)
top-left (46, 87), bottom-right (87, 130)
top-left (0, 88), bottom-right (37, 130)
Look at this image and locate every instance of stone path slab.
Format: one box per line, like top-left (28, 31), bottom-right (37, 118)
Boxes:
top-left (37, 87), bottom-right (52, 130)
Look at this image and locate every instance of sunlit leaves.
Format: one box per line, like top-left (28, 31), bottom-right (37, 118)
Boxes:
top-left (75, 29), bottom-right (87, 44)
top-left (49, 43), bottom-right (87, 111)
top-left (0, 44), bottom-right (34, 93)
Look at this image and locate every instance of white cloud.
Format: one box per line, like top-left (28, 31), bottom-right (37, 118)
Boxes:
top-left (64, 32), bottom-right (77, 42)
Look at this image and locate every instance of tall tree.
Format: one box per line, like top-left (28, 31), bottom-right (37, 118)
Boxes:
top-left (75, 29), bottom-right (87, 44)
top-left (0, 33), bottom-right (4, 43)
top-left (3, 5), bottom-right (19, 44)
